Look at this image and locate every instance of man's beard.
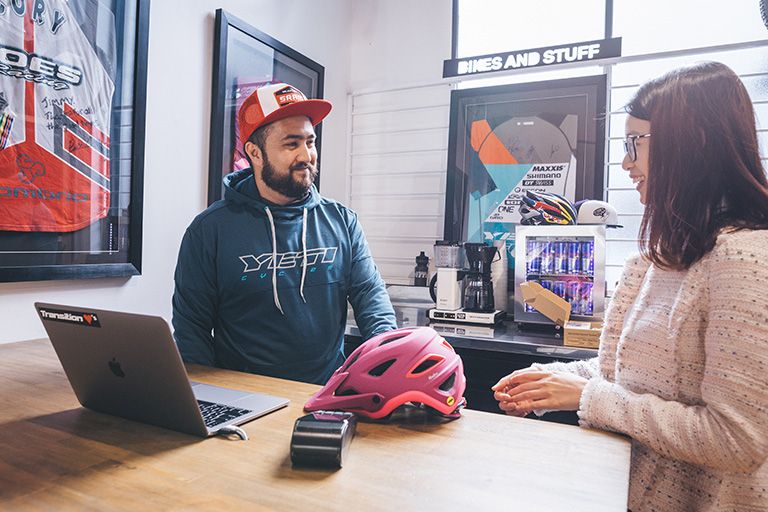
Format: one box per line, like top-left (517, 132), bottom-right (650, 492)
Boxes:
top-left (261, 151), bottom-right (318, 200)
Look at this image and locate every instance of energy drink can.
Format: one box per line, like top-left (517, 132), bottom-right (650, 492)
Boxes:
top-left (539, 279), bottom-right (553, 291)
top-left (567, 281), bottom-right (581, 315)
top-left (554, 241), bottom-right (568, 274)
top-left (580, 281), bottom-right (594, 316)
top-left (526, 240), bottom-right (541, 274)
top-left (580, 241), bottom-right (594, 276)
top-left (552, 280), bottom-right (567, 300)
top-left (540, 242), bottom-right (554, 274)
top-left (567, 242), bottom-right (580, 274)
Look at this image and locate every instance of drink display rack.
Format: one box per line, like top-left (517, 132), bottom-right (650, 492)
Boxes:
top-left (513, 225), bottom-right (606, 325)
top-left (524, 237), bottom-right (595, 316)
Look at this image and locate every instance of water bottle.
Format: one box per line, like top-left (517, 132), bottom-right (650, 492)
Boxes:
top-left (414, 251), bottom-right (429, 286)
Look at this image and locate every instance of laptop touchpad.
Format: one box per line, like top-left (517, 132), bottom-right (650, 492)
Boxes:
top-left (190, 382), bottom-right (253, 404)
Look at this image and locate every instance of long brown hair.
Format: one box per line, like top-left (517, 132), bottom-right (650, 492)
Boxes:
top-left (626, 61), bottom-right (768, 270)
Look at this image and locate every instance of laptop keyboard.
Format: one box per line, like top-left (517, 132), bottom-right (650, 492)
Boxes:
top-left (197, 400), bottom-right (253, 428)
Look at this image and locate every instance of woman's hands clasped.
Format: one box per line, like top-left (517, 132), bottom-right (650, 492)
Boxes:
top-left (491, 368), bottom-right (589, 417)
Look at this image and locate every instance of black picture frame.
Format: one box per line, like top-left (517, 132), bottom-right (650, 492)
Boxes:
top-left (208, 9), bottom-right (325, 205)
top-left (0, 0), bottom-right (150, 282)
top-left (444, 75), bottom-right (607, 242)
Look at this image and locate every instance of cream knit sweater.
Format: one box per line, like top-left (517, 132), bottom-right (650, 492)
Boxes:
top-left (537, 229), bottom-right (768, 511)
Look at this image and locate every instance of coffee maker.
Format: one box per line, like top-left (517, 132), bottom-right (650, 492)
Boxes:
top-left (428, 242), bottom-right (506, 326)
top-left (463, 243), bottom-right (498, 312)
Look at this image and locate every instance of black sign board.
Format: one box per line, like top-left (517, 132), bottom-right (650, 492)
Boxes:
top-left (443, 38), bottom-right (622, 78)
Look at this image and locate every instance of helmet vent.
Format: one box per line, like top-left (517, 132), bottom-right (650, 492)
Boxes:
top-left (368, 359), bottom-right (396, 377)
top-left (411, 357), bottom-right (441, 375)
top-left (439, 373), bottom-right (456, 391)
top-left (334, 387), bottom-right (360, 397)
top-left (379, 333), bottom-right (409, 346)
top-left (341, 352), bottom-right (361, 372)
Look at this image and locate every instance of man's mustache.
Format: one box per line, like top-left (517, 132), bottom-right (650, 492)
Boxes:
top-left (291, 163), bottom-right (318, 174)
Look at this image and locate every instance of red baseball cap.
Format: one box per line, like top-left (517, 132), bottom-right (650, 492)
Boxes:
top-left (238, 83), bottom-right (332, 145)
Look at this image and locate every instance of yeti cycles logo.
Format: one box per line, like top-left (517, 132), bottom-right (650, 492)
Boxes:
top-left (38, 307), bottom-right (101, 327)
top-left (239, 247), bottom-right (338, 275)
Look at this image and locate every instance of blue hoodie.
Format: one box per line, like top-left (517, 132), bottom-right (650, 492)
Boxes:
top-left (172, 169), bottom-right (396, 384)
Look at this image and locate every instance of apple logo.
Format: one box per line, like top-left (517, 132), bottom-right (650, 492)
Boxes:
top-left (108, 358), bottom-right (125, 378)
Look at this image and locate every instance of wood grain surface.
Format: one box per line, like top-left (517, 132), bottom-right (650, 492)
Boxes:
top-left (0, 339), bottom-right (630, 511)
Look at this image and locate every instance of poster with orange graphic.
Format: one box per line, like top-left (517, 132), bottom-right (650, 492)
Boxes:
top-left (445, 76), bottom-right (607, 245)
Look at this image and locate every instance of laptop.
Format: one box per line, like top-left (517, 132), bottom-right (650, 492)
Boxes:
top-left (35, 302), bottom-right (289, 438)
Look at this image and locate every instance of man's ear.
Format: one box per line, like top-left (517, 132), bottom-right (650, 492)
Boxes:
top-left (244, 141), bottom-right (262, 167)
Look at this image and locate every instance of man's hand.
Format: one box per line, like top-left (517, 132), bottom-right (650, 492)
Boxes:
top-left (491, 368), bottom-right (588, 416)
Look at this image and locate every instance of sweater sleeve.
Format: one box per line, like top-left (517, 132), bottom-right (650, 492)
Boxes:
top-left (578, 236), bottom-right (768, 473)
top-left (531, 357), bottom-right (600, 379)
top-left (345, 210), bottom-right (397, 340)
top-left (172, 226), bottom-right (218, 366)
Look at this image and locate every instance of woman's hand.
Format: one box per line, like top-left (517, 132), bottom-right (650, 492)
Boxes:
top-left (491, 369), bottom-right (589, 416)
top-left (490, 367), bottom-right (541, 416)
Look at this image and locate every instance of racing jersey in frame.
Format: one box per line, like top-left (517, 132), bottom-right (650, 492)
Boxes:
top-left (0, 0), bottom-right (115, 232)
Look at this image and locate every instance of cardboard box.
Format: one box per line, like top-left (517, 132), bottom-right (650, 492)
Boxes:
top-left (563, 321), bottom-right (603, 349)
top-left (518, 281), bottom-right (571, 327)
top-left (520, 280), bottom-right (603, 349)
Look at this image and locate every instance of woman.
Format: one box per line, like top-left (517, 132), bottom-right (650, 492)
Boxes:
top-left (493, 61), bottom-right (768, 511)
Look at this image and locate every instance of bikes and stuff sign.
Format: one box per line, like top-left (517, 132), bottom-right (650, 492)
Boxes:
top-left (443, 38), bottom-right (622, 78)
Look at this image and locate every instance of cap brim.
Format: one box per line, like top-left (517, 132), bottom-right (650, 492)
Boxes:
top-left (259, 99), bottom-right (332, 130)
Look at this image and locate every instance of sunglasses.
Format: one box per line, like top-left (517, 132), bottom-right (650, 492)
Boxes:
top-left (623, 133), bottom-right (651, 162)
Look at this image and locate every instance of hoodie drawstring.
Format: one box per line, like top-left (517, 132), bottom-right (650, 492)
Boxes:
top-left (264, 206), bottom-right (309, 314)
top-left (300, 207), bottom-right (308, 303)
top-left (264, 207), bottom-right (284, 315)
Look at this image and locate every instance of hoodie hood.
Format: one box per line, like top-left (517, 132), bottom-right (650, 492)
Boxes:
top-left (223, 168), bottom-right (321, 219)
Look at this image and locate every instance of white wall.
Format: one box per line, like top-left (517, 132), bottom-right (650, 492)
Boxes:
top-left (346, 0), bottom-right (453, 283)
top-left (0, 0), bottom-right (355, 343)
top-left (349, 0), bottom-right (452, 91)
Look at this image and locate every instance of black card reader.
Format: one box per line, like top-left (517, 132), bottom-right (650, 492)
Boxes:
top-left (290, 411), bottom-right (357, 468)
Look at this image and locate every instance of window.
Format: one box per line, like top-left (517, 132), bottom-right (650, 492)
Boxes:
top-left (614, 0), bottom-right (766, 56)
top-left (455, 0), bottom-right (766, 59)
top-left (455, 0), bottom-right (605, 58)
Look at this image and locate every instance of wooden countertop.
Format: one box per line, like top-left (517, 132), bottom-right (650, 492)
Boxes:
top-left (0, 339), bottom-right (630, 511)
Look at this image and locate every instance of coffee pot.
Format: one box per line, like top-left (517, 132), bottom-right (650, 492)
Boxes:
top-left (462, 243), bottom-right (499, 313)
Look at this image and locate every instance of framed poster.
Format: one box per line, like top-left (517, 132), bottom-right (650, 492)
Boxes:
top-left (444, 75), bottom-right (607, 243)
top-left (0, 0), bottom-right (150, 283)
top-left (208, 9), bottom-right (325, 205)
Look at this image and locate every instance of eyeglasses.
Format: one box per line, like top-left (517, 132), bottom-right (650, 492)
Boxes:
top-left (623, 133), bottom-right (651, 162)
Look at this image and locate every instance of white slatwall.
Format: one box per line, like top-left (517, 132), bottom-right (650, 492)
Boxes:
top-left (349, 84), bottom-right (452, 285)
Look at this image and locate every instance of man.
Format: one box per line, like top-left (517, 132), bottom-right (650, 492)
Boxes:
top-left (172, 83), bottom-right (396, 384)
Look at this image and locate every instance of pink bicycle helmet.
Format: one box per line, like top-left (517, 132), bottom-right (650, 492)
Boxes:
top-left (304, 327), bottom-right (467, 419)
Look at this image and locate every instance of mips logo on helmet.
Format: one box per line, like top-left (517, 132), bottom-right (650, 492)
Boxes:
top-left (239, 247), bottom-right (338, 273)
